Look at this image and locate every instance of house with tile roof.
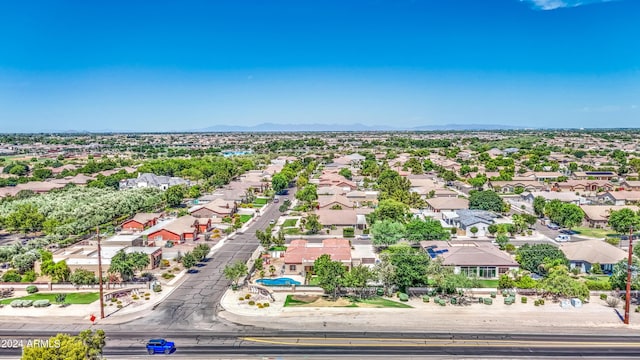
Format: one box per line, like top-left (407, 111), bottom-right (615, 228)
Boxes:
top-left (284, 238), bottom-right (352, 275)
top-left (559, 239), bottom-right (627, 273)
top-left (420, 241), bottom-right (519, 279)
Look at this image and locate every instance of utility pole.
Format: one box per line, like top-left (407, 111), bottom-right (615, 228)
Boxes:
top-left (97, 227), bottom-right (105, 319)
top-left (624, 225), bottom-right (634, 325)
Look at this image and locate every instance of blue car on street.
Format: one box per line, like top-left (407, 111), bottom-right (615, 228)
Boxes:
top-left (146, 339), bottom-right (176, 355)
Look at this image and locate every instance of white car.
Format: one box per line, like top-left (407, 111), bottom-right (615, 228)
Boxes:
top-left (555, 234), bottom-right (570, 242)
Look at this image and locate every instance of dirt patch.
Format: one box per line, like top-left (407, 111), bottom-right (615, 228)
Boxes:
top-left (292, 296), bottom-right (352, 307)
top-left (291, 295), bottom-right (319, 303)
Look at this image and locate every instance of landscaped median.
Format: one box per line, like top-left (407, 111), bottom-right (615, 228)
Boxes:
top-left (284, 295), bottom-right (412, 308)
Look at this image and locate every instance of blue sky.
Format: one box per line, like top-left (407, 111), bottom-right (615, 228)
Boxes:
top-left (0, 0), bottom-right (638, 132)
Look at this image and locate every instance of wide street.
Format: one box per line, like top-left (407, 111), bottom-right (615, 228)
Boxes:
top-left (121, 190), bottom-right (295, 331)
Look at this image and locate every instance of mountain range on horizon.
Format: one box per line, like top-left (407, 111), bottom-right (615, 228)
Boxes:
top-left (194, 122), bottom-right (529, 132)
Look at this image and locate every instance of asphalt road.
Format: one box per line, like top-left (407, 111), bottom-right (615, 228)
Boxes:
top-left (119, 190), bottom-right (295, 331)
top-left (3, 332), bottom-right (640, 358)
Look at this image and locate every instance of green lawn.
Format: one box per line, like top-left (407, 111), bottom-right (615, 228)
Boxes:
top-left (351, 297), bottom-right (412, 308)
top-left (308, 276), bottom-right (320, 285)
top-left (0, 292), bottom-right (99, 305)
top-left (284, 295), bottom-right (310, 307)
top-left (254, 198), bottom-right (268, 205)
top-left (239, 214), bottom-right (253, 223)
top-left (283, 295), bottom-right (412, 308)
top-left (571, 226), bottom-right (617, 239)
top-left (284, 228), bottom-right (301, 235)
top-left (282, 218), bottom-right (298, 227)
top-left (477, 279), bottom-right (499, 288)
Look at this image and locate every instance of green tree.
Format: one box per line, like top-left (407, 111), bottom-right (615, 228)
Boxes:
top-left (22, 329), bottom-right (106, 360)
top-left (405, 218), bottom-right (449, 242)
top-left (609, 258), bottom-right (640, 290)
top-left (313, 254), bottom-right (347, 300)
top-left (495, 234), bottom-right (510, 250)
top-left (271, 173), bottom-right (288, 194)
top-left (164, 185), bottom-right (186, 208)
top-left (304, 213), bottom-right (322, 234)
top-left (295, 184), bottom-right (318, 207)
top-left (108, 250), bottom-right (148, 281)
top-left (374, 257), bottom-right (396, 296)
top-left (369, 198), bottom-right (410, 223)
top-left (383, 243), bottom-right (429, 291)
top-left (370, 220), bottom-right (406, 246)
top-left (1, 270), bottom-right (21, 282)
top-left (537, 266), bottom-right (589, 301)
top-left (469, 190), bottom-right (505, 212)
top-left (468, 175), bottom-right (487, 190)
top-left (3, 203), bottom-right (46, 235)
top-left (223, 260), bottom-right (249, 287)
top-left (533, 196), bottom-right (546, 218)
top-left (608, 208), bottom-right (640, 234)
top-left (338, 168), bottom-right (353, 180)
top-left (11, 251), bottom-right (40, 274)
top-left (51, 260), bottom-right (71, 283)
top-left (344, 265), bottom-right (376, 299)
top-left (498, 274), bottom-right (515, 289)
top-left (69, 269), bottom-right (97, 286)
top-left (181, 252), bottom-right (197, 270)
top-left (515, 244), bottom-right (568, 276)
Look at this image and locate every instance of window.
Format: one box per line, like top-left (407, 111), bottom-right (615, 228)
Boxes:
top-left (478, 266), bottom-right (496, 279)
top-left (460, 266), bottom-right (477, 277)
top-left (498, 267), bottom-right (509, 274)
top-left (289, 265), bottom-right (296, 271)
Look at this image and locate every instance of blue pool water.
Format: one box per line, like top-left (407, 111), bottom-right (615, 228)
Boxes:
top-left (256, 277), bottom-right (301, 286)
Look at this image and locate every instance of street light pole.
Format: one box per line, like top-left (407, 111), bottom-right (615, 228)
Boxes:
top-left (97, 227), bottom-right (105, 319)
top-left (624, 226), bottom-right (634, 325)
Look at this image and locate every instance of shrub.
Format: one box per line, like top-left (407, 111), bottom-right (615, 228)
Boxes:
top-left (257, 303), bottom-right (263, 308)
top-left (534, 300), bottom-right (540, 306)
top-left (399, 293), bottom-right (409, 302)
top-left (422, 296), bottom-right (430, 303)
top-left (55, 293), bottom-right (67, 304)
top-left (490, 292), bottom-right (496, 298)
top-left (33, 299), bottom-right (50, 307)
top-left (26, 285), bottom-right (38, 294)
top-left (248, 300), bottom-right (255, 306)
top-left (636, 306), bottom-right (640, 313)
top-left (144, 292), bottom-right (150, 297)
top-left (606, 296), bottom-right (620, 308)
top-left (173, 267), bottom-right (181, 272)
top-left (161, 273), bottom-right (175, 280)
top-left (245, 294), bottom-right (251, 299)
top-left (538, 299), bottom-right (545, 305)
top-left (521, 297), bottom-right (527, 304)
top-left (600, 293), bottom-right (608, 301)
top-left (263, 302), bottom-right (270, 307)
top-left (145, 297), bottom-right (150, 300)
top-left (483, 298), bottom-right (493, 305)
top-left (111, 297), bottom-right (118, 302)
top-left (160, 259), bottom-right (170, 268)
top-left (117, 304), bottom-right (123, 309)
top-left (585, 279), bottom-right (611, 291)
top-left (153, 284), bottom-right (162, 292)
top-left (117, 300), bottom-right (122, 305)
top-left (238, 296), bottom-right (245, 301)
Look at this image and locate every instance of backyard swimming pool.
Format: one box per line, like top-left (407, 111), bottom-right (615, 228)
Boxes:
top-left (256, 277), bottom-right (301, 286)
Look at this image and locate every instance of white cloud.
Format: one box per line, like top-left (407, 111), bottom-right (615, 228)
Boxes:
top-left (520, 0), bottom-right (617, 11)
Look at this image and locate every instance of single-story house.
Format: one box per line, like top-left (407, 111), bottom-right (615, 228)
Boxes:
top-left (573, 171), bottom-right (617, 181)
top-left (425, 197), bottom-right (469, 213)
top-left (598, 191), bottom-right (640, 206)
top-left (284, 239), bottom-right (352, 275)
top-left (488, 180), bottom-right (547, 193)
top-left (442, 209), bottom-right (497, 237)
top-left (145, 216), bottom-right (209, 245)
top-left (420, 241), bottom-right (519, 279)
top-left (521, 191), bottom-right (585, 205)
top-left (619, 180), bottom-right (640, 191)
top-left (553, 180), bottom-right (613, 193)
top-left (559, 239), bottom-right (627, 273)
top-left (580, 205), bottom-right (640, 228)
top-left (122, 212), bottom-right (164, 231)
top-left (189, 198), bottom-right (236, 218)
top-left (317, 194), bottom-right (354, 209)
top-left (315, 208), bottom-right (360, 228)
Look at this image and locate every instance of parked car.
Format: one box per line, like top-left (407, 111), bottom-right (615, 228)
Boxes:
top-left (547, 223), bottom-right (560, 230)
top-left (555, 234), bottom-right (570, 242)
top-left (146, 339), bottom-right (175, 355)
top-left (559, 229), bottom-right (578, 235)
top-left (357, 234), bottom-right (371, 240)
top-left (269, 219), bottom-right (276, 225)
